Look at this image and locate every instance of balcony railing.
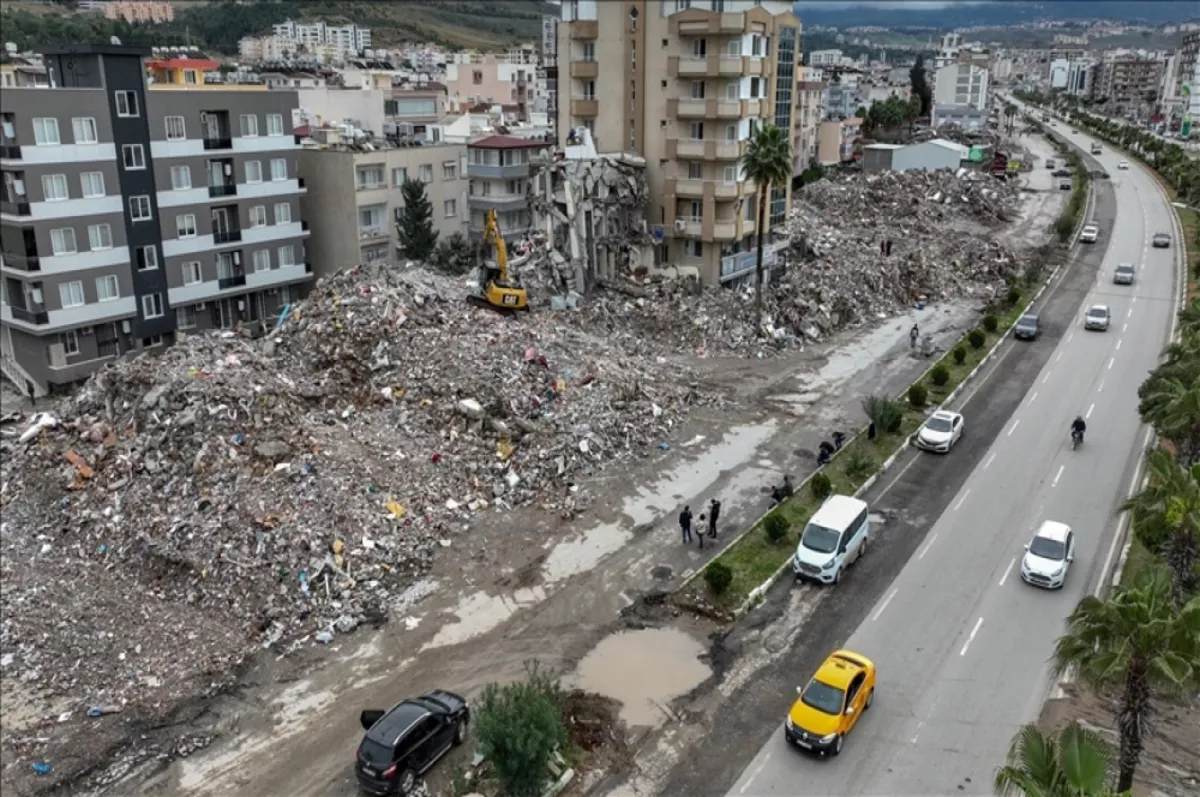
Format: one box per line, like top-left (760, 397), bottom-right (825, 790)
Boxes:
top-left (1, 200), bottom-right (31, 216)
top-left (203, 137), bottom-right (233, 150)
top-left (218, 274), bottom-right (246, 289)
top-left (359, 226), bottom-right (387, 240)
top-left (10, 305), bottom-right (48, 324)
top-left (208, 184), bottom-right (237, 198)
top-left (213, 230), bottom-right (242, 244)
top-left (2, 253), bottom-right (40, 271)
top-left (0, 145), bottom-right (20, 159)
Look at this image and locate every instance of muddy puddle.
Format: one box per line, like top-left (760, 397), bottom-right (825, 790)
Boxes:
top-left (571, 628), bottom-right (710, 727)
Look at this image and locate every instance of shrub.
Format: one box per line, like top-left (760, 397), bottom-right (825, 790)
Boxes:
top-left (1006, 286), bottom-right (1023, 306)
top-left (704, 561), bottom-right (733, 595)
top-left (968, 329), bottom-right (986, 349)
top-left (763, 512), bottom-right (789, 544)
top-left (810, 472), bottom-right (833, 500)
top-left (1054, 215), bottom-right (1075, 243)
top-left (952, 346), bottom-right (966, 365)
top-left (930, 364), bottom-right (950, 387)
top-left (845, 450), bottom-right (875, 482)
top-left (982, 314), bottom-right (999, 333)
top-left (861, 394), bottom-right (905, 434)
top-left (475, 661), bottom-right (569, 797)
top-left (908, 382), bottom-right (928, 408)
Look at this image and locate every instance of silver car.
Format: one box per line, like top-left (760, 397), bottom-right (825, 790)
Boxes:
top-left (1113, 264), bottom-right (1135, 285)
top-left (1084, 304), bottom-right (1111, 331)
top-left (1152, 233), bottom-right (1171, 248)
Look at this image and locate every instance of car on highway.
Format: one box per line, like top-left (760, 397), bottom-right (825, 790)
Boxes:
top-left (1014, 313), bottom-right (1040, 340)
top-left (1084, 304), bottom-right (1111, 331)
top-left (1118, 160), bottom-right (1130, 169)
top-left (1113, 263), bottom-right (1135, 285)
top-left (1020, 521), bottom-right (1075, 589)
top-left (1058, 179), bottom-right (1072, 190)
top-left (1070, 128), bottom-right (1078, 134)
top-left (1078, 224), bottom-right (1099, 243)
top-left (1152, 232), bottom-right (1171, 248)
top-left (356, 690), bottom-right (470, 795)
top-left (784, 649), bottom-right (876, 756)
top-left (1045, 160), bottom-right (1055, 170)
top-left (791, 494), bottom-right (869, 585)
top-left (916, 410), bottom-right (964, 453)
top-left (1051, 168), bottom-right (1071, 177)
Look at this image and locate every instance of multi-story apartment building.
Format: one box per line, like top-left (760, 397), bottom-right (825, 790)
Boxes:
top-left (794, 66), bottom-right (826, 176)
top-left (298, 140), bottom-right (467, 273)
top-left (0, 45), bottom-right (311, 397)
top-left (102, 1), bottom-right (175, 25)
top-left (1092, 56), bottom-right (1163, 119)
top-left (271, 20), bottom-right (371, 63)
top-left (809, 49), bottom-right (843, 67)
top-left (466, 135), bottom-right (550, 241)
top-left (556, 0), bottom-right (801, 285)
top-left (0, 58), bottom-right (49, 89)
top-left (444, 55), bottom-right (544, 121)
top-left (933, 61), bottom-right (989, 110)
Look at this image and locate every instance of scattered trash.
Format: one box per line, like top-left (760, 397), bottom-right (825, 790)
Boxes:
top-left (32, 762), bottom-right (52, 775)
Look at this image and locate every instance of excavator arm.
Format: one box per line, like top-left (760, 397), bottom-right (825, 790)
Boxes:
top-left (481, 209), bottom-right (510, 285)
top-left (469, 209), bottom-right (529, 312)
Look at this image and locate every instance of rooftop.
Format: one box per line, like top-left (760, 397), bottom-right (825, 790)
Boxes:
top-left (469, 134), bottom-right (550, 150)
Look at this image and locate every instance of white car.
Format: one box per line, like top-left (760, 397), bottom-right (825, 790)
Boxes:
top-left (1021, 521), bottom-right (1076, 589)
top-left (1084, 304), bottom-right (1111, 331)
top-left (1118, 160), bottom-right (1129, 170)
top-left (1078, 224), bottom-right (1099, 243)
top-left (915, 410), bottom-right (964, 453)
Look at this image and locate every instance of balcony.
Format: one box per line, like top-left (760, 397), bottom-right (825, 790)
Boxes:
top-left (570, 98), bottom-right (598, 117)
top-left (670, 99), bottom-right (743, 120)
top-left (570, 61), bottom-right (599, 79)
top-left (569, 20), bottom-right (598, 39)
top-left (674, 11), bottom-right (748, 35)
top-left (213, 229), bottom-right (242, 244)
top-left (673, 179), bottom-right (705, 198)
top-left (674, 99), bottom-right (707, 118)
top-left (713, 181), bottom-right (740, 200)
top-left (203, 137), bottom-right (233, 151)
top-left (1, 200), bottom-right (31, 216)
top-left (669, 55), bottom-right (748, 78)
top-left (667, 138), bottom-right (744, 161)
top-left (713, 220), bottom-right (739, 240)
top-left (468, 193), bottom-right (527, 211)
top-left (674, 216), bottom-right (702, 238)
top-left (0, 145), bottom-right (20, 159)
top-left (359, 226), bottom-right (388, 242)
top-left (9, 305), bottom-right (48, 325)
top-left (1, 253), bottom-right (40, 272)
top-left (218, 273), bottom-right (246, 290)
top-left (468, 162), bottom-right (533, 180)
top-left (208, 183), bottom-right (237, 198)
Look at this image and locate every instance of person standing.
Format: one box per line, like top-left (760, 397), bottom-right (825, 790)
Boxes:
top-left (909, 324), bottom-right (919, 350)
top-left (679, 505), bottom-right (693, 545)
top-left (708, 499), bottom-right (722, 539)
top-left (886, 239), bottom-right (893, 256)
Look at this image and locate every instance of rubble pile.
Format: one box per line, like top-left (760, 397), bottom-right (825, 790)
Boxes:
top-left (0, 264), bottom-right (723, 710)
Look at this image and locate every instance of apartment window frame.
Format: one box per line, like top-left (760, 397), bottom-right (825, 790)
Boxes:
top-left (419, 164), bottom-right (434, 184)
top-left (252, 249), bottom-right (271, 272)
top-left (88, 223), bottom-right (113, 251)
top-left (689, 121), bottom-right (704, 140)
top-left (690, 80), bottom-right (706, 99)
top-left (50, 227), bottom-right (77, 255)
top-left (96, 274), bottom-right (119, 302)
top-left (723, 164), bottom-right (738, 183)
top-left (582, 42), bottom-right (596, 62)
top-left (269, 158), bottom-right (287, 181)
top-left (184, 69), bottom-right (198, 85)
top-left (176, 213), bottom-right (197, 238)
top-left (391, 167), bottom-right (408, 186)
top-left (687, 239), bottom-right (702, 258)
top-left (687, 162), bottom-right (703, 179)
top-left (42, 174), bottom-right (69, 202)
top-left (181, 260), bottom-right (202, 285)
top-left (249, 205), bottom-right (267, 228)
top-left (136, 244), bottom-right (159, 272)
top-left (582, 79), bottom-right (596, 100)
top-left (165, 115), bottom-right (186, 141)
top-left (245, 160), bottom-right (263, 183)
top-left (725, 82), bottom-right (739, 101)
top-left (121, 143), bottom-right (146, 170)
top-left (115, 90), bottom-right (139, 118)
top-left (80, 171), bottom-right (105, 198)
top-left (33, 118), bottom-right (61, 146)
top-left (273, 202), bottom-right (291, 224)
top-left (442, 160), bottom-right (458, 180)
top-left (60, 330), bottom-right (80, 356)
top-left (277, 245), bottom-right (296, 267)
top-left (357, 165), bottom-right (385, 189)
top-left (141, 293), bottom-right (164, 319)
top-left (176, 305), bottom-right (197, 330)
top-left (71, 117), bottom-right (98, 144)
top-left (239, 114), bottom-right (259, 137)
top-left (444, 198), bottom-right (457, 218)
top-left (691, 38), bottom-right (707, 58)
top-left (170, 164), bottom-right (191, 190)
top-left (59, 280), bottom-right (85, 309)
top-left (129, 195), bottom-right (152, 221)
top-left (266, 113), bottom-right (285, 136)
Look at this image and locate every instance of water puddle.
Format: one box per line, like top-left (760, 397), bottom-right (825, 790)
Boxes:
top-left (422, 587), bottom-right (546, 651)
top-left (571, 628), bottom-right (711, 727)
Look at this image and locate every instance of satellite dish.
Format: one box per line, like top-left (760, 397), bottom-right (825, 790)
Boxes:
top-left (110, 36), bottom-right (122, 46)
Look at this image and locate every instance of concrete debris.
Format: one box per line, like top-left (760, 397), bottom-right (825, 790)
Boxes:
top-left (0, 263), bottom-right (724, 721)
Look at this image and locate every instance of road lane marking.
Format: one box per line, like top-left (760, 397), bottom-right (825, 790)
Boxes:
top-left (1086, 403), bottom-right (1094, 419)
top-left (1055, 351), bottom-right (1063, 362)
top-left (1029, 392), bottom-right (1038, 404)
top-left (1097, 380), bottom-right (1104, 393)
top-left (1108, 356), bottom-right (1115, 369)
top-left (983, 452), bottom-right (996, 470)
top-left (953, 489), bottom-right (971, 511)
top-left (918, 533), bottom-right (938, 560)
top-left (1007, 419), bottom-right (1020, 436)
top-left (1122, 323), bottom-right (1128, 333)
top-left (960, 617), bottom-right (984, 656)
top-left (872, 588), bottom-right (899, 622)
top-left (910, 721), bottom-right (925, 744)
top-left (1116, 340), bottom-right (1122, 351)
top-left (1097, 427), bottom-right (1157, 599)
top-left (1066, 331), bottom-right (1074, 343)
top-left (999, 557), bottom-right (1016, 586)
top-left (1042, 371), bottom-right (1052, 384)
top-left (1132, 297), bottom-right (1137, 304)
top-left (1127, 307), bottom-right (1133, 318)
top-left (739, 752), bottom-right (772, 795)
top-left (1053, 465), bottom-right (1065, 487)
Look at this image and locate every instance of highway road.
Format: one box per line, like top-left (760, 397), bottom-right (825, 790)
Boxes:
top-left (724, 127), bottom-right (1183, 794)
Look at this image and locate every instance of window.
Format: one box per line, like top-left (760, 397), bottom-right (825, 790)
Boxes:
top-left (690, 80), bottom-right (706, 99)
top-left (115, 90), bottom-right (139, 117)
top-left (726, 40), bottom-right (742, 57)
top-left (444, 198), bottom-right (457, 218)
top-left (170, 165), bottom-right (191, 190)
top-left (184, 69), bottom-right (198, 85)
top-left (142, 335), bottom-right (164, 348)
top-left (42, 174), bottom-right (69, 201)
top-left (582, 80), bottom-right (596, 99)
top-left (80, 171), bottom-right (105, 198)
top-left (176, 306), bottom-right (197, 329)
top-left (443, 161), bottom-right (458, 180)
top-left (692, 38), bottom-right (707, 57)
top-left (136, 245), bottom-right (158, 271)
top-left (176, 214), bottom-right (197, 238)
top-left (273, 202), bottom-right (291, 224)
top-left (50, 228), bottom-right (77, 255)
top-left (33, 118), bottom-right (60, 146)
top-left (141, 293), bottom-right (164, 319)
top-left (723, 165), bottom-right (738, 183)
top-left (473, 70), bottom-right (483, 85)
top-left (725, 82), bottom-right (738, 101)
top-left (246, 205), bottom-right (266, 228)
top-left (97, 275), bottom-right (119, 302)
top-left (252, 249), bottom-right (271, 272)
top-left (725, 123), bottom-right (737, 140)
top-left (88, 223), bottom-right (113, 250)
top-left (687, 240), bottom-right (702, 258)
top-left (392, 167), bottom-right (408, 185)
top-left (280, 286), bottom-right (292, 305)
top-left (245, 161), bottom-right (263, 183)
top-left (419, 164), bottom-right (433, 184)
top-left (582, 42), bottom-right (596, 61)
top-left (59, 281), bottom-right (85, 308)
top-left (357, 165), bottom-right (384, 189)
top-left (121, 144), bottom-right (146, 170)
top-left (270, 158), bottom-right (287, 181)
top-left (72, 117), bottom-right (98, 144)
top-left (165, 115), bottom-right (186, 140)
top-left (687, 162), bottom-right (702, 179)
top-left (129, 195), bottom-right (152, 221)
top-left (277, 245), bottom-right (295, 266)
top-left (266, 114), bottom-right (284, 136)
top-left (59, 330), bottom-right (80, 356)
top-left (689, 121), bottom-right (704, 139)
top-left (181, 261), bottom-right (202, 285)
top-left (239, 114), bottom-right (259, 137)
top-left (750, 77), bottom-right (761, 99)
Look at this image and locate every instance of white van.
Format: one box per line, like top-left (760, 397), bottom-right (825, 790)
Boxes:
top-left (791, 495), bottom-right (870, 585)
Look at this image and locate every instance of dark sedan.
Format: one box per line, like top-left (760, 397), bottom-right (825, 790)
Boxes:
top-left (1014, 314), bottom-right (1040, 341)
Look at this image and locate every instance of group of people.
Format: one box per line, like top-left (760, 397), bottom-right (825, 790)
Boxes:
top-left (678, 499), bottom-right (722, 549)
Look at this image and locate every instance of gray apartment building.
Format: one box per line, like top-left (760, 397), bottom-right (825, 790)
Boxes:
top-left (0, 44), bottom-right (312, 397)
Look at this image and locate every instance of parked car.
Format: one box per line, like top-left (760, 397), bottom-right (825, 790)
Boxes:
top-left (1152, 232), bottom-right (1171, 248)
top-left (1084, 304), bottom-right (1111, 331)
top-left (1014, 313), bottom-right (1040, 340)
top-left (784, 649), bottom-right (876, 756)
top-left (1045, 160), bottom-right (1056, 169)
top-left (791, 495), bottom-right (870, 585)
top-left (1051, 168), bottom-right (1071, 177)
top-left (1020, 521), bottom-right (1076, 589)
top-left (1118, 160), bottom-right (1130, 169)
top-left (915, 410), bottom-right (965, 453)
top-left (356, 691), bottom-right (470, 795)
top-left (1059, 179), bottom-right (1072, 190)
top-left (1078, 224), bottom-right (1099, 243)
top-left (1113, 263), bottom-right (1135, 285)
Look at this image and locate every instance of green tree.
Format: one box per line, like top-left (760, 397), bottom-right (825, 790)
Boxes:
top-left (1123, 451), bottom-right (1200, 605)
top-left (474, 662), bottom-right (568, 797)
top-left (1051, 567), bottom-right (1200, 794)
top-left (994, 722), bottom-right (1127, 797)
top-left (395, 179), bottom-right (439, 260)
top-left (740, 124), bottom-right (792, 334)
top-left (1137, 301), bottom-right (1200, 465)
top-left (909, 55), bottom-right (932, 117)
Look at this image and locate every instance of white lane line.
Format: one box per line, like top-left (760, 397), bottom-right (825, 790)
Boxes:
top-left (1086, 402), bottom-right (1095, 419)
top-left (739, 752), bottom-right (772, 795)
top-left (1029, 391), bottom-right (1038, 404)
top-left (1127, 307), bottom-right (1133, 318)
top-left (1052, 465), bottom-right (1065, 487)
top-left (1042, 371), bottom-right (1052, 385)
top-left (1108, 356), bottom-right (1115, 370)
top-left (1007, 419), bottom-right (1020, 436)
top-left (1132, 297), bottom-right (1137, 304)
top-left (1055, 351), bottom-right (1063, 363)
top-left (953, 489), bottom-right (972, 512)
top-left (1098, 380), bottom-right (1105, 394)
top-left (1066, 331), bottom-right (1075, 343)
top-left (1116, 340), bottom-right (1122, 351)
top-left (918, 533), bottom-right (938, 560)
top-left (872, 588), bottom-right (899, 622)
top-left (999, 557), bottom-right (1016, 586)
top-left (910, 720), bottom-right (925, 744)
top-left (1122, 323), bottom-right (1128, 333)
top-left (983, 452), bottom-right (996, 470)
top-left (960, 617), bottom-right (984, 656)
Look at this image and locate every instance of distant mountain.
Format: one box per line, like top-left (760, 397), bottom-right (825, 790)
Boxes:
top-left (793, 1), bottom-right (1200, 29)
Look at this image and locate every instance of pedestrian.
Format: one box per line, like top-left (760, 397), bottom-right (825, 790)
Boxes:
top-left (697, 514), bottom-right (706, 549)
top-left (880, 240), bottom-right (886, 255)
top-left (25, 380), bottom-right (35, 408)
top-left (886, 239), bottom-right (893, 256)
top-left (708, 498), bottom-right (721, 539)
top-left (679, 505), bottom-right (693, 544)
top-left (909, 324), bottom-right (919, 349)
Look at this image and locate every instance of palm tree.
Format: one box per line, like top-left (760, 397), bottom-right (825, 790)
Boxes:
top-left (1123, 451), bottom-right (1200, 604)
top-left (1051, 567), bottom-right (1200, 793)
top-left (740, 124), bottom-right (793, 334)
top-left (995, 722), bottom-right (1126, 797)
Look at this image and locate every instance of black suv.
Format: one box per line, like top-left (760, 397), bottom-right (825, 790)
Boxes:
top-left (356, 690), bottom-right (470, 795)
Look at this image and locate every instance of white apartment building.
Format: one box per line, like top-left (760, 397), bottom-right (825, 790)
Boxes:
top-left (809, 49), bottom-right (843, 67)
top-left (935, 32), bottom-right (963, 69)
top-left (271, 20), bottom-right (371, 62)
top-left (933, 61), bottom-right (988, 111)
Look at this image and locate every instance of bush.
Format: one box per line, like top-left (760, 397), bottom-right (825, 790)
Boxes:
top-left (908, 382), bottom-right (928, 408)
top-left (952, 346), bottom-right (966, 365)
top-left (704, 561), bottom-right (733, 595)
top-left (763, 512), bottom-right (789, 544)
top-left (475, 662), bottom-right (569, 797)
top-left (930, 364), bottom-right (950, 387)
top-left (845, 450), bottom-right (876, 482)
top-left (1054, 214), bottom-right (1076, 243)
top-left (968, 329), bottom-right (986, 349)
top-left (861, 394), bottom-right (905, 435)
top-left (810, 472), bottom-right (833, 500)
top-left (1006, 286), bottom-right (1023, 306)
top-left (982, 314), bottom-right (999, 333)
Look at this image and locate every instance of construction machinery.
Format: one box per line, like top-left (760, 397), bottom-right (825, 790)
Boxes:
top-left (468, 208), bottom-right (529, 312)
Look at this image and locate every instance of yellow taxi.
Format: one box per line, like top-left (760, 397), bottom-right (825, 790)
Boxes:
top-left (783, 649), bottom-right (876, 756)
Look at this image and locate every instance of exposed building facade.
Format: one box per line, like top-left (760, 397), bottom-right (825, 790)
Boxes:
top-left (466, 135), bottom-right (550, 241)
top-left (933, 61), bottom-right (989, 110)
top-left (793, 65), bottom-right (826, 176)
top-left (102, 1), bottom-right (175, 25)
top-left (1093, 56), bottom-right (1163, 120)
top-left (1, 45), bottom-right (311, 396)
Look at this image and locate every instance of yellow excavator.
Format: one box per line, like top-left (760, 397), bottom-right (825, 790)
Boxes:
top-left (468, 208), bottom-right (529, 312)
